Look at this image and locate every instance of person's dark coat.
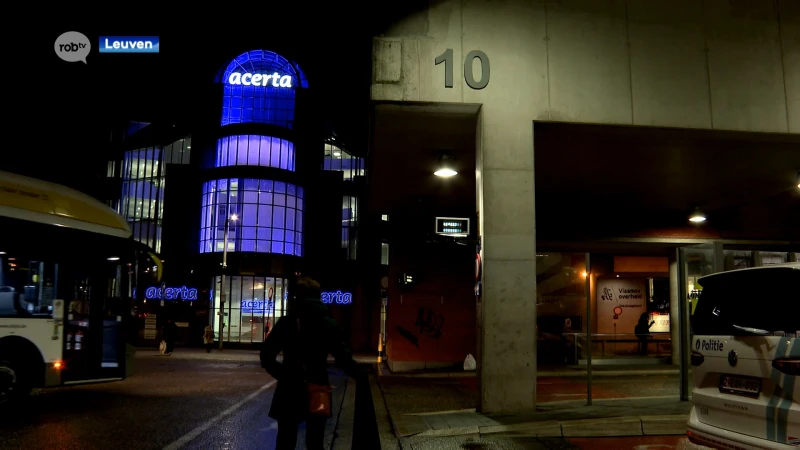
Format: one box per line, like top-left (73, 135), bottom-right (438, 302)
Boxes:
top-left (260, 296), bottom-right (360, 422)
top-left (634, 313), bottom-right (654, 337)
top-left (163, 320), bottom-right (177, 342)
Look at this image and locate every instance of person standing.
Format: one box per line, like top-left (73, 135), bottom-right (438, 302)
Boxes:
top-left (634, 313), bottom-right (655, 356)
top-left (260, 277), bottom-right (362, 450)
top-left (203, 324), bottom-right (214, 353)
top-left (163, 319), bottom-right (178, 356)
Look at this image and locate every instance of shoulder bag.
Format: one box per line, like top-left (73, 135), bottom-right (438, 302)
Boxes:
top-left (297, 318), bottom-right (333, 418)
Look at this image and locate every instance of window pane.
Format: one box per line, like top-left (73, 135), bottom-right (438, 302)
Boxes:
top-left (242, 205), bottom-right (257, 226)
top-left (248, 135), bottom-right (259, 165)
top-left (258, 205), bottom-right (272, 227)
top-left (273, 206), bottom-right (285, 229)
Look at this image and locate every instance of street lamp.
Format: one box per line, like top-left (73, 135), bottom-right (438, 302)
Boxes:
top-left (218, 213), bottom-right (238, 350)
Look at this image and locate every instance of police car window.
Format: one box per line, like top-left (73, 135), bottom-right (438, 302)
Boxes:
top-left (691, 268), bottom-right (799, 336)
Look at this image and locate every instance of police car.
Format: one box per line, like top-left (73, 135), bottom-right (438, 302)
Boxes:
top-left (687, 262), bottom-right (799, 449)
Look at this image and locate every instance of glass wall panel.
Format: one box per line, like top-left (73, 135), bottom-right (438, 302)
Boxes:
top-left (723, 250), bottom-right (754, 271)
top-left (209, 275), bottom-right (289, 343)
top-left (342, 196), bottom-right (358, 260)
top-left (215, 135), bottom-right (296, 171)
top-left (760, 251), bottom-right (789, 265)
top-left (536, 253), bottom-right (588, 403)
top-left (323, 143), bottom-right (365, 180)
top-left (199, 178), bottom-right (304, 256)
top-left (119, 136), bottom-right (191, 253)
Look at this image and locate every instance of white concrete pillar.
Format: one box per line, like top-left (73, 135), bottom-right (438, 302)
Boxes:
top-left (478, 128), bottom-right (537, 413)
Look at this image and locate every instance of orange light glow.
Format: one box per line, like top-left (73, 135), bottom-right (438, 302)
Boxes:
top-left (53, 361), bottom-right (63, 369)
top-left (581, 271), bottom-right (588, 278)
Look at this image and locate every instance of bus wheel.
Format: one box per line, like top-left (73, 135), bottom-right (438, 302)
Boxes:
top-left (0, 360), bottom-right (30, 405)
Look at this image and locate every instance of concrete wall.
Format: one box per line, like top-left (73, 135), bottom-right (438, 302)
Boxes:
top-left (371, 0), bottom-right (799, 413)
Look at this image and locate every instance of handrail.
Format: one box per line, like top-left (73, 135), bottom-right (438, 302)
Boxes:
top-left (561, 332), bottom-right (670, 338)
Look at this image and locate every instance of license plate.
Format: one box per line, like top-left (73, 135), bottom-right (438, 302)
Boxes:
top-left (719, 375), bottom-right (761, 397)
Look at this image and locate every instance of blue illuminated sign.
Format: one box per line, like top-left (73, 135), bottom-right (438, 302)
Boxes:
top-left (227, 72), bottom-right (292, 88)
top-left (321, 291), bottom-right (353, 305)
top-left (144, 286), bottom-right (198, 301)
top-left (241, 300), bottom-right (275, 315)
top-left (99, 36), bottom-right (159, 53)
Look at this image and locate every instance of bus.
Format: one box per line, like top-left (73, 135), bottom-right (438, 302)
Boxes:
top-left (0, 170), bottom-right (161, 405)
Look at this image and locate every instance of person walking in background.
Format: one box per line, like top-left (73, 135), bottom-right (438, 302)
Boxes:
top-left (162, 319), bottom-right (178, 356)
top-left (203, 324), bottom-right (214, 353)
top-left (634, 312), bottom-right (655, 356)
top-left (260, 277), bottom-right (362, 450)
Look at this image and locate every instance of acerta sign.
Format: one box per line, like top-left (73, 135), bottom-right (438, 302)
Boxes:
top-left (144, 286), bottom-right (198, 301)
top-left (227, 72), bottom-right (292, 88)
top-left (321, 291), bottom-right (353, 305)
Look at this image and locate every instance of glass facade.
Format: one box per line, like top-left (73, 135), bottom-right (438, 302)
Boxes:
top-left (199, 178), bottom-right (303, 256)
top-left (761, 251), bottom-right (790, 265)
top-left (342, 196), bottom-right (358, 260)
top-left (215, 135), bottom-right (295, 171)
top-left (323, 143), bottom-right (365, 181)
top-left (210, 275), bottom-right (288, 343)
top-left (120, 136), bottom-right (191, 253)
top-left (220, 50), bottom-right (308, 128)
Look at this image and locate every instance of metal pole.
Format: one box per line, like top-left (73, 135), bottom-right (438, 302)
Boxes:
top-left (678, 247), bottom-right (690, 401)
top-left (218, 218), bottom-right (229, 350)
top-left (585, 253), bottom-right (592, 406)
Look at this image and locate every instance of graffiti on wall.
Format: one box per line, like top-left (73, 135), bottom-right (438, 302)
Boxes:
top-left (415, 307), bottom-right (444, 339)
top-left (396, 326), bottom-right (420, 348)
top-left (396, 307), bottom-right (446, 348)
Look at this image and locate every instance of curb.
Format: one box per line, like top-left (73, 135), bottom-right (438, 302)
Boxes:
top-left (375, 364), bottom-right (679, 379)
top-left (378, 370), bottom-right (679, 379)
top-left (403, 414), bottom-right (689, 440)
top-left (369, 374), bottom-right (403, 450)
top-left (331, 378), bottom-right (356, 450)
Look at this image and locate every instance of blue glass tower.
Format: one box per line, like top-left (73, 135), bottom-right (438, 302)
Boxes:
top-left (200, 50), bottom-right (308, 257)
top-left (202, 50), bottom-right (310, 344)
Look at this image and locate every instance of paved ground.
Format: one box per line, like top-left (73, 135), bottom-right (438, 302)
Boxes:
top-left (0, 349), bottom-right (353, 450)
top-left (0, 349), bottom-right (703, 450)
top-left (378, 374), bottom-right (683, 415)
top-left (374, 373), bottom-right (694, 448)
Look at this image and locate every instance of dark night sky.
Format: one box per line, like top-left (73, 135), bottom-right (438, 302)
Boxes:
top-left (13, 6), bottom-right (429, 188)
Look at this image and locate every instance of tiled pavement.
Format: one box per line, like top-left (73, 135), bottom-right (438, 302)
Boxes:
top-left (376, 370), bottom-right (693, 444)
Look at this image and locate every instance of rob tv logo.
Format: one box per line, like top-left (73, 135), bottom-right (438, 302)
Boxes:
top-left (54, 31), bottom-right (91, 64)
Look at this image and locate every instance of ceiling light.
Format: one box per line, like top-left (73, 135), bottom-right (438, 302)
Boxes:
top-left (689, 207), bottom-right (707, 223)
top-left (434, 154), bottom-right (458, 177)
top-left (434, 168), bottom-right (457, 177)
top-left (107, 257), bottom-right (120, 261)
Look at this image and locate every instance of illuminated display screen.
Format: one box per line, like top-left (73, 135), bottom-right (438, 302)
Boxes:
top-left (435, 217), bottom-right (470, 235)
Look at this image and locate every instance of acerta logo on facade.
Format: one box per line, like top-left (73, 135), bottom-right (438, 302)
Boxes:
top-left (99, 36), bottom-right (160, 53)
